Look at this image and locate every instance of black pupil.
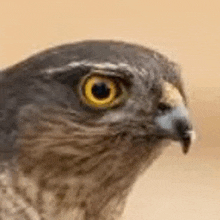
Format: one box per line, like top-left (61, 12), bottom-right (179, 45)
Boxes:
top-left (92, 83), bottom-right (111, 99)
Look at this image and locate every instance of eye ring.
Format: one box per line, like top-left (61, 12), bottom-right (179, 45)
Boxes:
top-left (79, 73), bottom-right (126, 109)
top-left (84, 76), bottom-right (116, 105)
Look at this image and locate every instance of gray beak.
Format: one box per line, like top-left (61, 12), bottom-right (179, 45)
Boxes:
top-left (155, 105), bottom-right (194, 154)
top-left (174, 119), bottom-right (193, 154)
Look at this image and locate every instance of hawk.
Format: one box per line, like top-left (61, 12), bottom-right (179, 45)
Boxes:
top-left (0, 40), bottom-right (194, 220)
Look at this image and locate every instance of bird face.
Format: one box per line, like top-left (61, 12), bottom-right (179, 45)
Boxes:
top-left (2, 40), bottom-right (194, 172)
top-left (0, 40), bottom-right (194, 219)
top-left (91, 73), bottom-right (193, 154)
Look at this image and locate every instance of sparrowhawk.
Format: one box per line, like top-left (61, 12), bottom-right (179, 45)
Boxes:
top-left (0, 40), bottom-right (194, 220)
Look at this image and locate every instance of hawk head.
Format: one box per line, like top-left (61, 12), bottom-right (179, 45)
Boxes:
top-left (0, 40), bottom-right (194, 219)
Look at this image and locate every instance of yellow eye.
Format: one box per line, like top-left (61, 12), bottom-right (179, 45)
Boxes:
top-left (80, 74), bottom-right (125, 108)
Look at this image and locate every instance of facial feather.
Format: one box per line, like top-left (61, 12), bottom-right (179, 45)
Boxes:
top-left (160, 81), bottom-right (185, 108)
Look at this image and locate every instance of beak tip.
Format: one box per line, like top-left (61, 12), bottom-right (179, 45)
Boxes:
top-left (182, 144), bottom-right (190, 154)
top-left (181, 131), bottom-right (195, 154)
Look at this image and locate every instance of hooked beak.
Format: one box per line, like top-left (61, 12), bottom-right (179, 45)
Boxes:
top-left (174, 119), bottom-right (193, 154)
top-left (155, 104), bottom-right (195, 154)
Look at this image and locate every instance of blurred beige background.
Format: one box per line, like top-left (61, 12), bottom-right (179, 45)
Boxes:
top-left (0, 1), bottom-right (219, 219)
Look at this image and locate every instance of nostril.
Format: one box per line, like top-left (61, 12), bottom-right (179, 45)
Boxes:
top-left (157, 102), bottom-right (172, 114)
